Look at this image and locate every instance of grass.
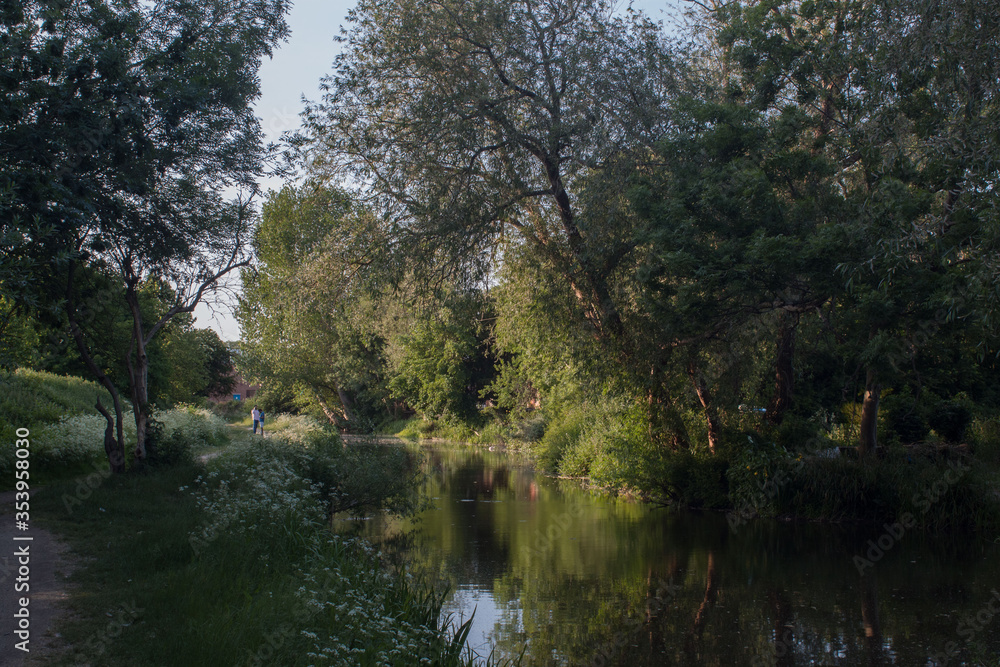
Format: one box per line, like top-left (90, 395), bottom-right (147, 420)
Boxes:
top-left (32, 430), bottom-right (496, 666)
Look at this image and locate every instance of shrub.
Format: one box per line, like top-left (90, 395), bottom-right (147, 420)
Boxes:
top-left (928, 397), bottom-right (973, 443)
top-left (726, 434), bottom-right (789, 518)
top-left (647, 450), bottom-right (729, 509)
top-left (210, 399), bottom-right (247, 422)
top-left (2, 405), bottom-right (229, 475)
top-left (25, 411), bottom-right (137, 471)
top-left (584, 401), bottom-right (650, 490)
top-left (537, 409), bottom-right (587, 473)
top-left (969, 415), bottom-right (1000, 463)
top-left (774, 455), bottom-right (1000, 531)
top-left (0, 369), bottom-right (128, 474)
top-left (881, 389), bottom-right (929, 443)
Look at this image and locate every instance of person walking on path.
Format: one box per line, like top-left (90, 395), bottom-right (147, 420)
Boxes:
top-left (259, 409), bottom-right (266, 437)
top-left (252, 405), bottom-right (261, 435)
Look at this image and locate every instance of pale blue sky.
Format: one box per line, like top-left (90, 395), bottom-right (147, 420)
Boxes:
top-left (195, 0), bottom-right (685, 340)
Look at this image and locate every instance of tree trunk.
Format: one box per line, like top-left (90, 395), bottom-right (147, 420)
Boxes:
top-left (66, 263), bottom-right (128, 472)
top-left (316, 390), bottom-right (354, 426)
top-left (858, 368), bottom-right (880, 456)
top-left (336, 387), bottom-right (357, 423)
top-left (95, 398), bottom-right (126, 474)
top-left (689, 363), bottom-right (720, 455)
top-left (125, 283), bottom-right (151, 462)
top-left (767, 312), bottom-right (797, 425)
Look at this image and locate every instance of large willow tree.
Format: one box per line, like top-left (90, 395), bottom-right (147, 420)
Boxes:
top-left (296, 0), bottom-right (682, 346)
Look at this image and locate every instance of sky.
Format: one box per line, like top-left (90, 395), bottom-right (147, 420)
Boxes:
top-left (193, 0), bottom-right (684, 341)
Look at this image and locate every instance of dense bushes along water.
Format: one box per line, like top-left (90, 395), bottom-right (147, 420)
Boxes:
top-left (384, 404), bottom-right (1000, 533)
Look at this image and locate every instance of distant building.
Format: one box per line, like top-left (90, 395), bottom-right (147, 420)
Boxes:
top-left (208, 369), bottom-right (260, 403)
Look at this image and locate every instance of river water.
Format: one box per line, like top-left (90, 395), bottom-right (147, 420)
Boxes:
top-left (360, 443), bottom-right (1000, 666)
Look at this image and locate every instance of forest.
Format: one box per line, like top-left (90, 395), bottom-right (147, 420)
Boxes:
top-left (237, 0), bottom-right (1000, 524)
top-left (2, 0), bottom-right (1000, 664)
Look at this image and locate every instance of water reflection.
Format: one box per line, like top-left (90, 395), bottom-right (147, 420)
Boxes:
top-left (359, 444), bottom-right (1000, 666)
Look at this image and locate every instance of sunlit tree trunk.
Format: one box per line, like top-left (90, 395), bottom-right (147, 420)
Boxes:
top-left (858, 368), bottom-right (880, 456)
top-left (689, 364), bottom-right (720, 454)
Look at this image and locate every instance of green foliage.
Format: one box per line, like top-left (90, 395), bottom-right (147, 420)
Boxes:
top-left (210, 399), bottom-right (246, 422)
top-left (147, 405), bottom-right (229, 466)
top-left (389, 314), bottom-right (477, 422)
top-left (928, 396), bottom-right (973, 443)
top-left (238, 184), bottom-right (391, 429)
top-left (31, 441), bottom-right (484, 666)
top-left (726, 434), bottom-right (789, 518)
top-left (646, 451), bottom-right (731, 510)
top-left (0, 368), bottom-right (120, 428)
top-left (970, 415), bottom-right (1000, 464)
top-left (537, 410), bottom-right (588, 473)
top-left (776, 456), bottom-right (1000, 532)
top-left (0, 385), bottom-right (226, 479)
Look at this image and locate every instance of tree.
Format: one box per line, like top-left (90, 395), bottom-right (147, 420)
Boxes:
top-left (297, 0), bottom-right (681, 351)
top-left (2, 0), bottom-right (290, 470)
top-left (239, 184), bottom-right (388, 428)
top-left (699, 0), bottom-right (1000, 454)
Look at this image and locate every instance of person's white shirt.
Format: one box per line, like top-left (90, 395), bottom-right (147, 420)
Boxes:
top-left (252, 407), bottom-right (260, 421)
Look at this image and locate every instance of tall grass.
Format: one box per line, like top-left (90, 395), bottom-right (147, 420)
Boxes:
top-left (1, 397), bottom-right (229, 479)
top-left (34, 432), bottom-right (492, 666)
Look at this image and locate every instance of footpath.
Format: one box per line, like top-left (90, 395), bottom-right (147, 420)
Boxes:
top-left (0, 489), bottom-right (74, 666)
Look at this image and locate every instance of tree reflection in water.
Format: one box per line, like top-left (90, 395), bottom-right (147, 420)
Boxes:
top-left (354, 443), bottom-right (1000, 666)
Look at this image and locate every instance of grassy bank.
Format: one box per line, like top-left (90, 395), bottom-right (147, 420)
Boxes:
top-left (33, 427), bottom-right (489, 666)
top-left (0, 368), bottom-right (236, 485)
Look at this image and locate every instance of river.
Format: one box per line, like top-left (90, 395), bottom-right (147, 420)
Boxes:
top-left (358, 443), bottom-right (1000, 666)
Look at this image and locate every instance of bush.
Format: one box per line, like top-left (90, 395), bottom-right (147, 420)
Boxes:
top-left (1, 405), bottom-right (230, 476)
top-left (928, 397), bottom-right (973, 443)
top-left (969, 415), bottom-right (1000, 463)
top-left (647, 450), bottom-right (729, 509)
top-left (881, 389), bottom-right (929, 443)
top-left (210, 399), bottom-right (247, 422)
top-left (583, 401), bottom-right (650, 490)
top-left (537, 409), bottom-right (587, 473)
top-left (726, 434), bottom-right (789, 518)
top-left (775, 455), bottom-right (1000, 531)
top-left (0, 369), bottom-right (128, 474)
top-left (146, 405), bottom-right (229, 466)
top-left (25, 411), bottom-right (137, 471)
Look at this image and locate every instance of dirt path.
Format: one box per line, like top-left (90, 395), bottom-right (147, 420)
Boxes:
top-left (0, 490), bottom-right (75, 666)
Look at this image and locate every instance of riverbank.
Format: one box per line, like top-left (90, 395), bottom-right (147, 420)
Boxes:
top-left (381, 415), bottom-right (1000, 534)
top-left (28, 432), bottom-right (481, 666)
